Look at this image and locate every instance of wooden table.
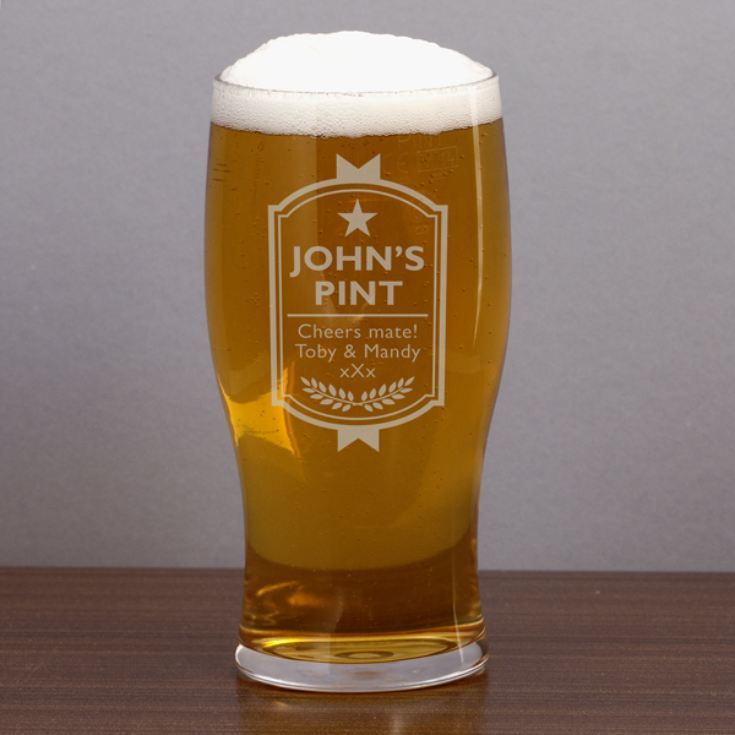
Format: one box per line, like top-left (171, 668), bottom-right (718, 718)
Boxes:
top-left (1, 570), bottom-right (733, 733)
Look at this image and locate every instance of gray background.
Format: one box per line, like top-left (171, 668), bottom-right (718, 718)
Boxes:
top-left (1, 0), bottom-right (733, 570)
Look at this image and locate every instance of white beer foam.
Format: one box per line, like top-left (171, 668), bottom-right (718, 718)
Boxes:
top-left (212, 32), bottom-right (501, 136)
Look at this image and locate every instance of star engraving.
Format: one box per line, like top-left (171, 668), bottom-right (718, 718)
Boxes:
top-left (338, 200), bottom-right (377, 236)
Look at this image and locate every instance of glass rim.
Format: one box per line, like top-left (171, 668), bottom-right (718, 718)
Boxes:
top-left (212, 69), bottom-right (498, 98)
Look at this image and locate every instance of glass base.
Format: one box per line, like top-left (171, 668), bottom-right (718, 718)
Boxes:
top-left (235, 639), bottom-right (488, 692)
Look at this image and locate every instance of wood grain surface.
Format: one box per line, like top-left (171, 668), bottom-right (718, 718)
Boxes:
top-left (0, 569), bottom-right (733, 733)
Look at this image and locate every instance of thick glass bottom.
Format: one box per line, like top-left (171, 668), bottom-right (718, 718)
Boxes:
top-left (235, 638), bottom-right (488, 692)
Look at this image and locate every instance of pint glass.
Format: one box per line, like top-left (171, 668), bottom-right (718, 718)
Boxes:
top-left (205, 32), bottom-right (510, 691)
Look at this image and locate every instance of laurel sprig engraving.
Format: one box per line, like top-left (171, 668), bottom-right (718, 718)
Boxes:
top-left (300, 376), bottom-right (414, 413)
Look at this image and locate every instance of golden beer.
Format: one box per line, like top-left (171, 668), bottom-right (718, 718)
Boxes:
top-left (205, 32), bottom-right (510, 691)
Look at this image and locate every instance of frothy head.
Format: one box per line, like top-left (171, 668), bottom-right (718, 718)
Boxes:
top-left (212, 32), bottom-right (501, 137)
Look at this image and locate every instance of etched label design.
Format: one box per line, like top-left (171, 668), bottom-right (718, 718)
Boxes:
top-left (269, 155), bottom-right (447, 450)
